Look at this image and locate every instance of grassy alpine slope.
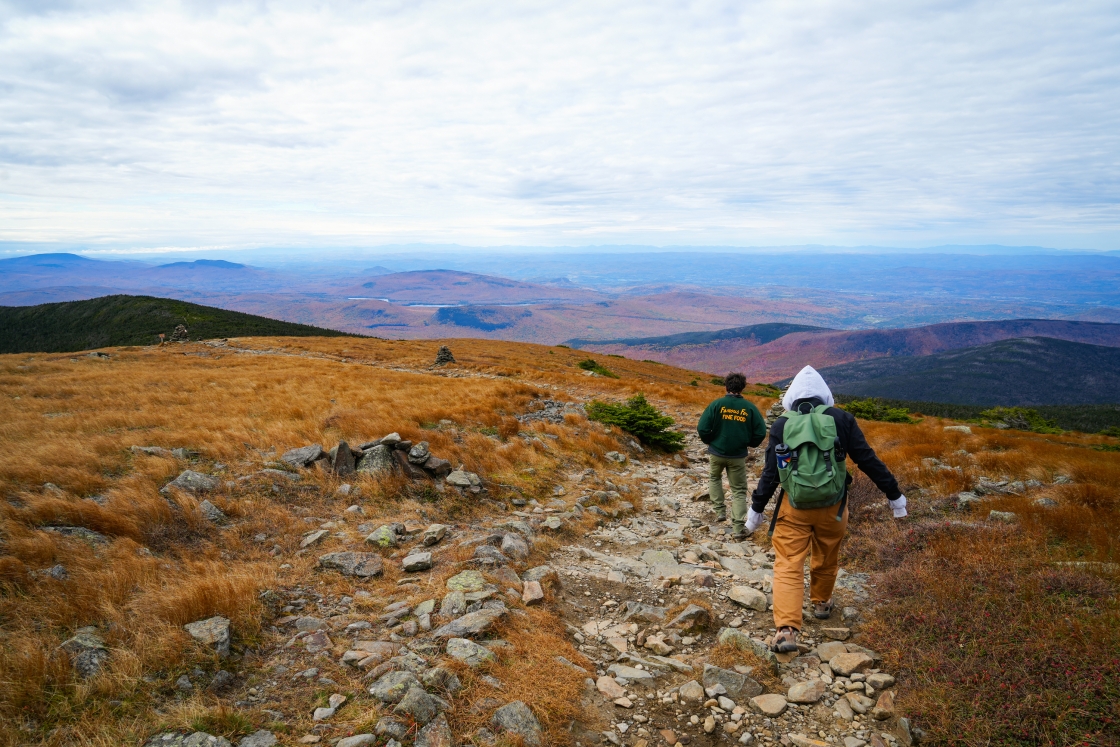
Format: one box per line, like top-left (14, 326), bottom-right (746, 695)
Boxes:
top-left (0, 295), bottom-right (354, 354)
top-left (0, 336), bottom-right (1116, 746)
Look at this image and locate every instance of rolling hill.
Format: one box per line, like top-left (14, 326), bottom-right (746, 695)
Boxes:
top-left (807, 336), bottom-right (1120, 406)
top-left (0, 295), bottom-right (355, 354)
top-left (566, 322), bottom-right (830, 349)
top-left (576, 318), bottom-right (1120, 381)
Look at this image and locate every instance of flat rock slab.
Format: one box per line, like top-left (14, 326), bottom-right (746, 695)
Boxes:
top-left (816, 641), bottom-right (848, 661)
top-left (788, 679), bottom-right (827, 703)
top-left (751, 693), bottom-right (788, 716)
top-left (282, 444), bottom-right (323, 467)
top-left (829, 652), bottom-right (874, 676)
top-left (702, 663), bottom-right (762, 700)
top-left (579, 548), bottom-right (650, 578)
top-left (607, 664), bottom-right (655, 681)
top-left (144, 733), bottom-right (232, 747)
top-left (318, 552), bottom-right (384, 578)
top-left (166, 470), bottom-right (219, 493)
top-left (446, 570), bottom-right (486, 592)
top-left (431, 607), bottom-right (506, 639)
top-left (728, 585), bottom-right (768, 611)
top-left (184, 617), bottom-right (231, 658)
top-left (403, 552), bottom-right (433, 572)
top-left (640, 549), bottom-right (681, 576)
top-left (238, 732), bottom-right (277, 747)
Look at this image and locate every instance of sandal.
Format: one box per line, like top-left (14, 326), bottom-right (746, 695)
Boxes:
top-left (771, 626), bottom-right (799, 653)
top-left (813, 600), bottom-right (834, 620)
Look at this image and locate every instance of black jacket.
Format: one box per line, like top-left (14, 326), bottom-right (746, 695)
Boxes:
top-left (751, 397), bottom-right (902, 512)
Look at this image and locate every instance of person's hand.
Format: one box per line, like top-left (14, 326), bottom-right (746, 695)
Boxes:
top-left (889, 495), bottom-right (908, 519)
top-left (745, 508), bottom-right (765, 533)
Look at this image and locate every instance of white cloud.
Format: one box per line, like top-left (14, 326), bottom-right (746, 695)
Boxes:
top-left (0, 0), bottom-right (1118, 249)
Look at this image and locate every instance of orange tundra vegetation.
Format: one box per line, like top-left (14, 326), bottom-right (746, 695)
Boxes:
top-left (0, 334), bottom-right (1117, 746)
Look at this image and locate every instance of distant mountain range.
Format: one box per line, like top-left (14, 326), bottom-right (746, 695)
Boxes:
top-left (806, 337), bottom-right (1120, 406)
top-left (573, 318), bottom-right (1120, 381)
top-left (0, 295), bottom-right (352, 354)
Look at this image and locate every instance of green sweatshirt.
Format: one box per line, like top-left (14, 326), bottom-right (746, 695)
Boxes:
top-left (697, 394), bottom-right (767, 458)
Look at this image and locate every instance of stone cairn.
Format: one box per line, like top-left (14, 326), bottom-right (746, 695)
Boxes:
top-left (433, 345), bottom-right (456, 366)
top-left (280, 433), bottom-right (483, 493)
top-left (169, 324), bottom-right (190, 342)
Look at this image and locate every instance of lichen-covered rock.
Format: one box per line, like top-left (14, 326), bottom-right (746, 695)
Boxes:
top-left (491, 701), bottom-right (542, 746)
top-left (59, 627), bottom-right (109, 678)
top-left (446, 637), bottom-right (496, 667)
top-left (431, 607), bottom-right (506, 639)
top-left (702, 664), bottom-right (762, 700)
top-left (143, 732), bottom-right (232, 747)
top-left (393, 685), bottom-right (449, 725)
top-left (165, 470), bottom-right (218, 493)
top-left (414, 714), bottom-right (454, 747)
top-left (445, 570), bottom-right (485, 592)
top-left (281, 444), bottom-right (323, 468)
top-left (369, 670), bottom-right (422, 703)
top-left (357, 444), bottom-right (394, 475)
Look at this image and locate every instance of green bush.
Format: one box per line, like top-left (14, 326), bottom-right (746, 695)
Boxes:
top-left (710, 377), bottom-right (724, 386)
top-left (1100, 426), bottom-right (1120, 438)
top-left (577, 358), bottom-right (619, 378)
top-left (979, 406), bottom-right (1062, 434)
top-left (840, 398), bottom-right (920, 424)
top-left (586, 393), bottom-right (685, 451)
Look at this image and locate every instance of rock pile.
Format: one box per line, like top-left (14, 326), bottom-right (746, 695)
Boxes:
top-left (280, 434), bottom-right (473, 488)
top-left (433, 346), bottom-right (456, 365)
top-left (169, 324), bottom-right (189, 342)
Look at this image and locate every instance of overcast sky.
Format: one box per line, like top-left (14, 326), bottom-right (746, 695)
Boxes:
top-left (1, 0), bottom-right (1118, 252)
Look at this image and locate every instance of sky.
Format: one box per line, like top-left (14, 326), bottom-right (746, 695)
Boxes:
top-left (1, 0), bottom-right (1119, 253)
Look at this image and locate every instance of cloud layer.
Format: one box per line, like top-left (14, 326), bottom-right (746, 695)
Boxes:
top-left (1, 0), bottom-right (1118, 249)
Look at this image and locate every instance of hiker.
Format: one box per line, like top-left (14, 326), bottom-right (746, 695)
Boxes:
top-left (745, 365), bottom-right (907, 653)
top-left (697, 372), bottom-right (767, 539)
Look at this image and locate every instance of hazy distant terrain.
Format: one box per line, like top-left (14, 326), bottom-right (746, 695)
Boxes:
top-left (809, 336), bottom-right (1120, 406)
top-left (574, 318), bottom-right (1120, 381)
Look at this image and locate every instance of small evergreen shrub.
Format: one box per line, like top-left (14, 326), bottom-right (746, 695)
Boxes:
top-left (979, 406), bottom-right (1062, 434)
top-left (586, 393), bottom-right (685, 451)
top-left (710, 377), bottom-right (724, 386)
top-left (1100, 426), bottom-right (1120, 438)
top-left (577, 358), bottom-right (619, 378)
top-left (841, 398), bottom-right (920, 424)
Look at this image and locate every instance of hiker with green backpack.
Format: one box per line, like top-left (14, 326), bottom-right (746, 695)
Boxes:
top-left (746, 365), bottom-right (907, 653)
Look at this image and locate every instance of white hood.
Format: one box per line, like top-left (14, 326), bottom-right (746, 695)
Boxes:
top-left (782, 365), bottom-right (835, 411)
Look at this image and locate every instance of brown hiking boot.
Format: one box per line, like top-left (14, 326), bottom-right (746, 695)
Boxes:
top-left (771, 627), bottom-right (799, 653)
top-left (713, 509), bottom-right (727, 522)
top-left (813, 600), bottom-right (834, 620)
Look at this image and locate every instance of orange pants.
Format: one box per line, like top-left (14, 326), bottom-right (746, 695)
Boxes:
top-left (770, 498), bottom-right (848, 630)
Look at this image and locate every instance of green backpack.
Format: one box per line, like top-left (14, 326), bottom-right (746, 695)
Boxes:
top-left (777, 404), bottom-right (848, 509)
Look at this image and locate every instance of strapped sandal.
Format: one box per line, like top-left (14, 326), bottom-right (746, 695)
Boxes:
top-left (771, 626), bottom-right (800, 653)
top-left (813, 600), bottom-right (834, 620)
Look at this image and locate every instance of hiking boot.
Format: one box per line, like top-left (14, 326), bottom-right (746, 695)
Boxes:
top-left (771, 627), bottom-right (799, 653)
top-left (731, 529), bottom-right (747, 541)
top-left (813, 600), bottom-right (834, 620)
top-left (713, 510), bottom-right (727, 522)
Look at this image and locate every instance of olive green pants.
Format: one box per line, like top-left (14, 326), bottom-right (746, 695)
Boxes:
top-left (708, 454), bottom-right (747, 531)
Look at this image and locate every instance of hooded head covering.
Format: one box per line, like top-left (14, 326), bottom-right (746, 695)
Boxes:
top-left (782, 365), bottom-right (835, 411)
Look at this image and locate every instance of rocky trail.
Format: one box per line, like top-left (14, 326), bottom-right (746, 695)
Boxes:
top-left (143, 430), bottom-right (914, 747)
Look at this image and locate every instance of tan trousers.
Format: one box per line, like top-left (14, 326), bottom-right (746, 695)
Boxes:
top-left (771, 498), bottom-right (848, 630)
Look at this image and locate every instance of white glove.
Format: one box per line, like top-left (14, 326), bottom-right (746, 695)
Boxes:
top-left (745, 508), bottom-right (765, 533)
top-left (889, 495), bottom-right (908, 519)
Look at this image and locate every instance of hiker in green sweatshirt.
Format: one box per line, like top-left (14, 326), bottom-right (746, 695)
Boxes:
top-left (697, 372), bottom-right (767, 539)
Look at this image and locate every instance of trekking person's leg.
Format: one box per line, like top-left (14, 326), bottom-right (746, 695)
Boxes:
top-left (808, 504), bottom-right (849, 608)
top-left (771, 501), bottom-right (813, 631)
top-left (708, 456), bottom-right (727, 520)
top-left (726, 456), bottom-right (748, 534)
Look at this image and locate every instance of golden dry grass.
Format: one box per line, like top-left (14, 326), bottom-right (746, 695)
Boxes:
top-left (3, 335), bottom-right (1117, 746)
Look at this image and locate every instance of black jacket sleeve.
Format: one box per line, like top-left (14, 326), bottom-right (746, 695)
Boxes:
top-left (750, 405), bottom-right (901, 513)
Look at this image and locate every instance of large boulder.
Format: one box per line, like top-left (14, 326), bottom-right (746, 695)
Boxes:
top-left (330, 441), bottom-right (356, 476)
top-left (318, 552), bottom-right (384, 578)
top-left (423, 456), bottom-right (452, 477)
top-left (491, 701), bottom-right (542, 746)
top-left (356, 444), bottom-right (394, 475)
top-left (59, 627), bottom-right (109, 678)
top-left (184, 617), bottom-right (231, 658)
top-left (728, 585), bottom-right (768, 611)
top-left (500, 533), bottom-right (530, 561)
top-left (280, 444), bottom-right (323, 468)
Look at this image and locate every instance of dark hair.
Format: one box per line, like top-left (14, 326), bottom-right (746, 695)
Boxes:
top-left (724, 372), bottom-right (747, 394)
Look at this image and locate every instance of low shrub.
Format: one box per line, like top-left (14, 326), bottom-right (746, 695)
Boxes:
top-left (586, 393), bottom-right (685, 451)
top-left (576, 358), bottom-right (618, 378)
top-left (979, 406), bottom-right (1062, 434)
top-left (839, 398), bottom-right (919, 423)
